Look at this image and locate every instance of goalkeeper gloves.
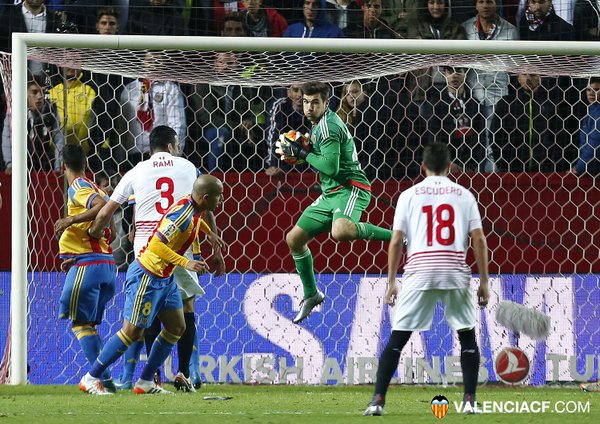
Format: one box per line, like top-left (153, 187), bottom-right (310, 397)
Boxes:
top-left (276, 135), bottom-right (310, 161)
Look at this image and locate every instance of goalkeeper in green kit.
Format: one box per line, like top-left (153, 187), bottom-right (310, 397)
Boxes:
top-left (276, 82), bottom-right (393, 324)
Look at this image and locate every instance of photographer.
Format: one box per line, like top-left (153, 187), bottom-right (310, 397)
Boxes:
top-left (2, 78), bottom-right (65, 174)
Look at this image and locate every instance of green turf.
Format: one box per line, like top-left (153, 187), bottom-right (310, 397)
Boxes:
top-left (0, 384), bottom-right (598, 423)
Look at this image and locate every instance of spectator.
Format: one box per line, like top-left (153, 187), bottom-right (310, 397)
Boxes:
top-left (2, 79), bottom-right (65, 174)
top-left (64, 0), bottom-right (128, 34)
top-left (571, 77), bottom-right (600, 175)
top-left (427, 66), bottom-right (485, 172)
top-left (517, 0), bottom-right (580, 169)
top-left (241, 0), bottom-right (288, 36)
top-left (381, 0), bottom-right (419, 30)
top-left (0, 0), bottom-right (61, 77)
top-left (336, 80), bottom-right (392, 179)
top-left (221, 10), bottom-right (251, 35)
top-left (48, 68), bottom-right (96, 157)
top-left (573, 0), bottom-right (600, 41)
top-left (284, 0), bottom-right (345, 37)
top-left (463, 0), bottom-right (518, 171)
top-left (90, 7), bottom-right (130, 174)
top-left (128, 0), bottom-right (187, 35)
top-left (518, 0), bottom-right (574, 40)
top-left (325, 0), bottom-right (362, 32)
top-left (493, 75), bottom-right (572, 172)
top-left (515, 0), bottom-right (576, 26)
top-left (402, 0), bottom-right (466, 102)
top-left (265, 84), bottom-right (311, 175)
top-left (346, 0), bottom-right (396, 38)
top-left (193, 51), bottom-right (266, 171)
top-left (119, 53), bottom-right (186, 166)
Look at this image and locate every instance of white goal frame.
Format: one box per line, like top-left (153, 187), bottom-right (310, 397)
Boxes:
top-left (10, 32), bottom-right (600, 384)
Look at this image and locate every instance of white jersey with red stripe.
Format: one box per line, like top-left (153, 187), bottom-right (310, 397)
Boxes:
top-left (393, 175), bottom-right (482, 290)
top-left (110, 152), bottom-right (200, 256)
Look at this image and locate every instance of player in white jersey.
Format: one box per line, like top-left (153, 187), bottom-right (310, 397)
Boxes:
top-left (89, 125), bottom-right (225, 392)
top-left (364, 142), bottom-right (489, 416)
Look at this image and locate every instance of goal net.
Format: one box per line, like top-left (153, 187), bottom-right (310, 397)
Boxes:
top-left (1, 35), bottom-right (598, 386)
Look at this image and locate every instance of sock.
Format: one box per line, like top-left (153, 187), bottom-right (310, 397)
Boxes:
top-left (144, 317), bottom-right (161, 355)
top-left (177, 312), bottom-right (196, 378)
top-left (140, 329), bottom-right (180, 382)
top-left (120, 339), bottom-right (144, 382)
top-left (73, 325), bottom-right (111, 380)
top-left (356, 222), bottom-right (393, 241)
top-left (292, 249), bottom-right (317, 298)
top-left (90, 329), bottom-right (134, 378)
top-left (458, 328), bottom-right (480, 398)
top-left (189, 332), bottom-right (199, 376)
top-left (374, 330), bottom-right (412, 397)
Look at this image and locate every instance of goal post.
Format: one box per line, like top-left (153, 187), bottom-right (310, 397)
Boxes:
top-left (7, 33), bottom-right (600, 385)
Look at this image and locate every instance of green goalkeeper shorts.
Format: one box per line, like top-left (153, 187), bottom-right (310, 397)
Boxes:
top-left (296, 186), bottom-right (372, 237)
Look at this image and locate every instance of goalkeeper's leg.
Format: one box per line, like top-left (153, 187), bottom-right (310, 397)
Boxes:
top-left (458, 328), bottom-right (480, 406)
top-left (286, 225), bottom-right (318, 299)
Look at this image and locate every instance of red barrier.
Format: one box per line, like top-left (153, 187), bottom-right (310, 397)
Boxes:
top-left (0, 172), bottom-right (598, 273)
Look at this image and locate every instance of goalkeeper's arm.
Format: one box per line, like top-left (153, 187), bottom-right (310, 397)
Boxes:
top-left (280, 135), bottom-right (341, 177)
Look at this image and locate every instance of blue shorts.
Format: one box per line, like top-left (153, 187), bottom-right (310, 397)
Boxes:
top-left (123, 260), bottom-right (183, 329)
top-left (59, 258), bottom-right (116, 325)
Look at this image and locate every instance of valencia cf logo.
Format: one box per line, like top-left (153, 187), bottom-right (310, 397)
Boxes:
top-left (495, 346), bottom-right (530, 384)
top-left (431, 395), bottom-right (449, 419)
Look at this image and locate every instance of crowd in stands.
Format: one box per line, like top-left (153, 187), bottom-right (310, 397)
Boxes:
top-left (0, 0), bottom-right (598, 179)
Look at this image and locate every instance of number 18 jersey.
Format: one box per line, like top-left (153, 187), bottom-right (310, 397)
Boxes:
top-left (393, 176), bottom-right (483, 290)
top-left (110, 152), bottom-right (200, 256)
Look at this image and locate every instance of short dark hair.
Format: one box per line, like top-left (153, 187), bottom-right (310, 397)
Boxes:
top-left (301, 82), bottom-right (330, 102)
top-left (63, 143), bottom-right (87, 173)
top-left (149, 125), bottom-right (178, 154)
top-left (422, 142), bottom-right (451, 174)
top-left (222, 11), bottom-right (249, 34)
top-left (589, 77), bottom-right (600, 85)
top-left (97, 7), bottom-right (119, 21)
top-left (27, 76), bottom-right (44, 89)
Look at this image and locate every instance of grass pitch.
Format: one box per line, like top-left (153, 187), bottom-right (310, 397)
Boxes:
top-left (0, 384), bottom-right (598, 423)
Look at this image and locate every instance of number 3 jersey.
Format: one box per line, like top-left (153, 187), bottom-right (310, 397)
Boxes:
top-left (393, 176), bottom-right (483, 290)
top-left (110, 152), bottom-right (200, 256)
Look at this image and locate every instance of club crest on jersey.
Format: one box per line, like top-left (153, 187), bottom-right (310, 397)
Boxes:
top-left (161, 222), bottom-right (178, 239)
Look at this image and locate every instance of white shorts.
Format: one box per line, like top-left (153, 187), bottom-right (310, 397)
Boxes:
top-left (392, 288), bottom-right (475, 332)
top-left (172, 252), bottom-right (205, 299)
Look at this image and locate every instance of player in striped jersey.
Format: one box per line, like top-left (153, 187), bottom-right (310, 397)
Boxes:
top-left (364, 142), bottom-right (490, 416)
top-left (54, 143), bottom-right (117, 393)
top-left (277, 82), bottom-right (393, 324)
top-left (79, 175), bottom-right (224, 395)
top-left (88, 126), bottom-right (224, 391)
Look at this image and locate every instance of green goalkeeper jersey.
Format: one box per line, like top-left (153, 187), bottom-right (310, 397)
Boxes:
top-left (305, 109), bottom-right (370, 193)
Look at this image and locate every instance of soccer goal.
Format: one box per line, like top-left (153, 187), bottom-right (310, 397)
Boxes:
top-left (2, 34), bottom-right (599, 386)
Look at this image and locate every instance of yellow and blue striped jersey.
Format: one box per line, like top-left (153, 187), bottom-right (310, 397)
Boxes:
top-left (59, 177), bottom-right (112, 258)
top-left (138, 195), bottom-right (211, 277)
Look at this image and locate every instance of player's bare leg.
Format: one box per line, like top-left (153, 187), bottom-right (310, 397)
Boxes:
top-left (286, 225), bottom-right (324, 324)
